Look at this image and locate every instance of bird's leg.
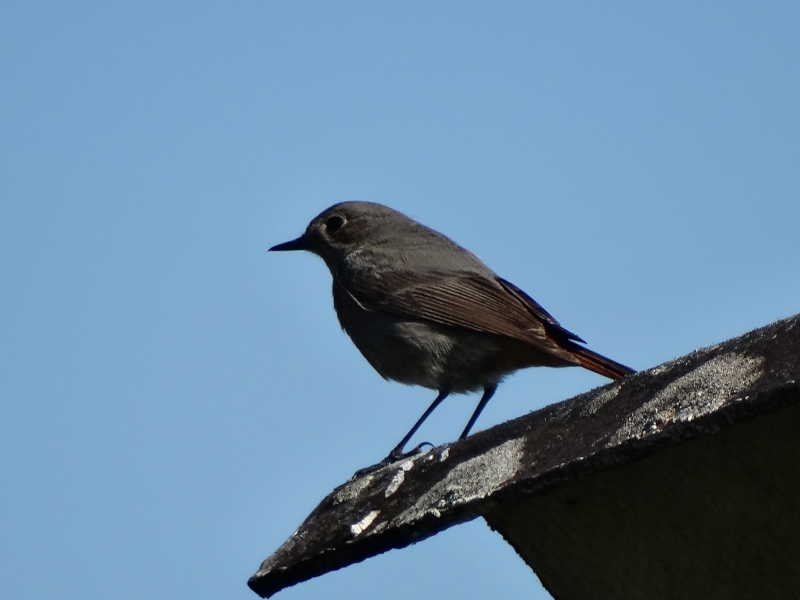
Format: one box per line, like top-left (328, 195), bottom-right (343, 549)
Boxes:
top-left (387, 390), bottom-right (450, 461)
top-left (458, 384), bottom-right (498, 440)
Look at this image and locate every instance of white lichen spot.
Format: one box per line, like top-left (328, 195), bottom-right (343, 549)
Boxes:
top-left (439, 448), bottom-right (450, 462)
top-left (384, 461), bottom-right (414, 498)
top-left (350, 509), bottom-right (380, 536)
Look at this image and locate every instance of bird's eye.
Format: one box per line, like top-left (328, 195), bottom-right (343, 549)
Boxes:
top-left (325, 215), bottom-right (345, 234)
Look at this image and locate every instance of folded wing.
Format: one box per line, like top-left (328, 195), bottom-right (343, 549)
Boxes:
top-left (337, 266), bottom-right (579, 351)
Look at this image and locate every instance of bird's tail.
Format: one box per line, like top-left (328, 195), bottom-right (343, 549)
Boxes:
top-left (568, 343), bottom-right (635, 380)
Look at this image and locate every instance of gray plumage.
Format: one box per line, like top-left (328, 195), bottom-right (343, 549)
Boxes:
top-left (270, 201), bottom-right (633, 461)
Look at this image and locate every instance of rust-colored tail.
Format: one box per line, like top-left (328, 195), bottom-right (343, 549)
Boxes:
top-left (568, 344), bottom-right (635, 380)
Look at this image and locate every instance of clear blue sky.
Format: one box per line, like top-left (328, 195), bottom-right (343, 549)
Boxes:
top-left (2, 3), bottom-right (798, 599)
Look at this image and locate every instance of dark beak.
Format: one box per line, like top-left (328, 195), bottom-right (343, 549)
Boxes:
top-left (269, 236), bottom-right (309, 252)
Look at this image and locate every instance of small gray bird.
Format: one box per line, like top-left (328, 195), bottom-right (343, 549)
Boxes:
top-left (271, 202), bottom-right (634, 461)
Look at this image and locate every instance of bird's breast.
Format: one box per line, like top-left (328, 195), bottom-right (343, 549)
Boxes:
top-left (331, 282), bottom-right (525, 393)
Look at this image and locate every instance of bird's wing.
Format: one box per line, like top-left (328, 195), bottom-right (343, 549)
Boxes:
top-left (336, 265), bottom-right (581, 347)
top-left (495, 277), bottom-right (585, 343)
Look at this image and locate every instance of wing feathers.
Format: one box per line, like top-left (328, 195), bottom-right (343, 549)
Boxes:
top-left (496, 277), bottom-right (585, 343)
top-left (339, 267), bottom-right (556, 348)
top-left (336, 265), bottom-right (635, 378)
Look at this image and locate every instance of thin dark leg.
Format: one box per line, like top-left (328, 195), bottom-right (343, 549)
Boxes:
top-left (458, 384), bottom-right (498, 440)
top-left (387, 390), bottom-right (450, 461)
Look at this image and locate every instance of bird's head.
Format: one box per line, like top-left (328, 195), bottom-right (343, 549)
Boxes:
top-left (269, 201), bottom-right (410, 268)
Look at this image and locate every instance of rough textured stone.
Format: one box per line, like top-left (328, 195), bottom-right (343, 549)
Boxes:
top-left (248, 314), bottom-right (800, 598)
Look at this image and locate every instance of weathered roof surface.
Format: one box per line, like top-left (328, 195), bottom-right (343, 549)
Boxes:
top-left (248, 314), bottom-right (800, 598)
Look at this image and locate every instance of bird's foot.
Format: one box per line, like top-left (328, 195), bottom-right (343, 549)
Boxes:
top-left (351, 442), bottom-right (433, 479)
top-left (387, 441), bottom-right (432, 463)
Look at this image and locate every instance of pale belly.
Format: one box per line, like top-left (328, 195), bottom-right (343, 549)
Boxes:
top-left (333, 287), bottom-right (514, 393)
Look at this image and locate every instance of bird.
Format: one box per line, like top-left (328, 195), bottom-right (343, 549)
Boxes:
top-left (270, 201), bottom-right (634, 462)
